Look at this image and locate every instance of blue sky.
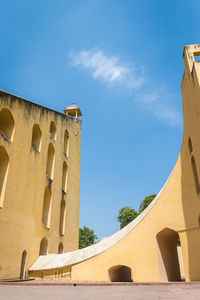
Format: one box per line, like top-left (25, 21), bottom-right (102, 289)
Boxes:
top-left (0, 0), bottom-right (199, 238)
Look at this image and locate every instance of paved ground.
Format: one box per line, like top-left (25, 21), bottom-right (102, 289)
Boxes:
top-left (1, 285), bottom-right (200, 300)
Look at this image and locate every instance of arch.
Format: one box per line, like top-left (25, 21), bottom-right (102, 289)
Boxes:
top-left (191, 156), bottom-right (200, 195)
top-left (39, 237), bottom-right (48, 255)
top-left (31, 124), bottom-right (42, 152)
top-left (59, 199), bottom-right (66, 235)
top-left (156, 228), bottom-right (181, 282)
top-left (50, 121), bottom-right (56, 141)
top-left (46, 143), bottom-right (55, 179)
top-left (62, 161), bottom-right (68, 192)
top-left (63, 130), bottom-right (69, 158)
top-left (0, 108), bottom-right (14, 141)
top-left (198, 215), bottom-right (200, 227)
top-left (20, 250), bottom-right (27, 279)
top-left (0, 146), bottom-right (9, 207)
top-left (42, 186), bottom-right (52, 228)
top-left (108, 265), bottom-right (132, 282)
top-left (188, 137), bottom-right (193, 154)
top-left (58, 242), bottom-right (64, 254)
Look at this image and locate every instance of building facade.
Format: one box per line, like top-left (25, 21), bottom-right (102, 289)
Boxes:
top-left (0, 91), bottom-right (81, 279)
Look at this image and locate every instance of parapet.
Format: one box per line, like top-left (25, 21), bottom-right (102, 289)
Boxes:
top-left (183, 44), bottom-right (200, 73)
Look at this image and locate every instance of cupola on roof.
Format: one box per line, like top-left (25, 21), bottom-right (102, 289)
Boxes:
top-left (64, 104), bottom-right (82, 118)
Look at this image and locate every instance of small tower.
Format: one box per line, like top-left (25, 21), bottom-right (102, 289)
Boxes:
top-left (64, 104), bottom-right (82, 118)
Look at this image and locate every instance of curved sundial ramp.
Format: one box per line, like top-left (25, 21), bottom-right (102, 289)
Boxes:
top-left (29, 44), bottom-right (200, 282)
top-left (29, 155), bottom-right (184, 282)
top-left (29, 173), bottom-right (170, 270)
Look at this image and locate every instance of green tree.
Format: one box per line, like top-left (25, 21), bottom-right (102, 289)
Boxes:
top-left (139, 194), bottom-right (157, 213)
top-left (79, 226), bottom-right (98, 249)
top-left (117, 206), bottom-right (138, 229)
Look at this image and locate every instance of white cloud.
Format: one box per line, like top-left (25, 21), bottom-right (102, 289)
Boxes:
top-left (69, 49), bottom-right (145, 89)
top-left (68, 48), bottom-right (182, 127)
top-left (154, 106), bottom-right (182, 127)
top-left (135, 88), bottom-right (182, 127)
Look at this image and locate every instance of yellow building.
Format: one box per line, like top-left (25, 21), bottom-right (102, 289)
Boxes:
top-left (0, 91), bottom-right (82, 279)
top-left (29, 44), bottom-right (200, 282)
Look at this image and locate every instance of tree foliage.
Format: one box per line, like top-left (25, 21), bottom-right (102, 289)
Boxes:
top-left (117, 206), bottom-right (138, 229)
top-left (79, 226), bottom-right (98, 249)
top-left (117, 194), bottom-right (157, 229)
top-left (139, 194), bottom-right (157, 213)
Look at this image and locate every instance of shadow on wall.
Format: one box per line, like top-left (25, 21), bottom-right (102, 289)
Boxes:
top-left (108, 265), bottom-right (132, 282)
top-left (157, 228), bottom-right (182, 282)
top-left (0, 146), bottom-right (9, 208)
top-left (58, 242), bottom-right (64, 254)
top-left (0, 108), bottom-right (15, 141)
top-left (31, 124), bottom-right (42, 152)
top-left (20, 250), bottom-right (27, 279)
top-left (39, 237), bottom-right (48, 256)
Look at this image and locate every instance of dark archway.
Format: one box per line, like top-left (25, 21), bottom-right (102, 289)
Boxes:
top-left (59, 199), bottom-right (66, 235)
top-left (46, 143), bottom-right (55, 179)
top-left (198, 215), bottom-right (200, 227)
top-left (188, 137), bottom-right (193, 154)
top-left (0, 146), bottom-right (9, 207)
top-left (39, 237), bottom-right (48, 255)
top-left (108, 265), bottom-right (132, 282)
top-left (50, 121), bottom-right (56, 140)
top-left (31, 124), bottom-right (42, 152)
top-left (20, 250), bottom-right (27, 279)
top-left (191, 156), bottom-right (200, 195)
top-left (58, 242), bottom-right (64, 254)
top-left (63, 130), bottom-right (69, 158)
top-left (62, 162), bottom-right (68, 193)
top-left (156, 228), bottom-right (181, 281)
top-left (42, 186), bottom-right (52, 229)
top-left (0, 108), bottom-right (14, 141)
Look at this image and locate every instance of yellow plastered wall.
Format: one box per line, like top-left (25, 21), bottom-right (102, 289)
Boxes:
top-left (0, 92), bottom-right (81, 279)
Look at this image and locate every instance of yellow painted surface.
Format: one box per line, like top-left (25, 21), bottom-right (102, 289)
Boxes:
top-left (29, 44), bottom-right (200, 283)
top-left (0, 92), bottom-right (81, 279)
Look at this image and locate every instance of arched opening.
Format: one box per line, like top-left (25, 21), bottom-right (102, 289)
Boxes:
top-left (42, 186), bottom-right (52, 228)
top-left (0, 108), bottom-right (14, 141)
top-left (62, 162), bottom-right (68, 193)
top-left (20, 250), bottom-right (27, 279)
top-left (188, 137), bottom-right (193, 154)
top-left (59, 199), bottom-right (66, 235)
top-left (0, 146), bottom-right (9, 207)
top-left (31, 124), bottom-right (42, 152)
top-left (108, 265), bottom-right (132, 282)
top-left (63, 130), bottom-right (69, 158)
top-left (39, 237), bottom-right (48, 255)
top-left (156, 228), bottom-right (183, 282)
top-left (46, 143), bottom-right (55, 179)
top-left (50, 121), bottom-right (56, 141)
top-left (58, 242), bottom-right (64, 254)
top-left (198, 215), bottom-right (200, 227)
top-left (191, 156), bottom-right (200, 195)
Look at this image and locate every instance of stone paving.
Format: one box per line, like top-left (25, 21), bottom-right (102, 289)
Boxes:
top-left (1, 285), bottom-right (200, 300)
